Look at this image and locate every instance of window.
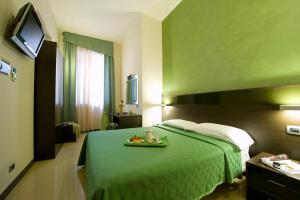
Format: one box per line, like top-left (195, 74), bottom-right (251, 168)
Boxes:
top-left (76, 46), bottom-right (104, 131)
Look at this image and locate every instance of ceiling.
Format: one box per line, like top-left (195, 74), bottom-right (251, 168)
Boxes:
top-left (47, 0), bottom-right (182, 43)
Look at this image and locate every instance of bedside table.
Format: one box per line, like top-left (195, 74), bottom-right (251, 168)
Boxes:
top-left (246, 152), bottom-right (300, 200)
top-left (113, 113), bottom-right (142, 129)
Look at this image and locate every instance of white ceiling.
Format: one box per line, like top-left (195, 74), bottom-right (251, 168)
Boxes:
top-left (47, 0), bottom-right (182, 43)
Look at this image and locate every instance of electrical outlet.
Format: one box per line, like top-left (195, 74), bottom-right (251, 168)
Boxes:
top-left (11, 66), bottom-right (17, 81)
top-left (9, 163), bottom-right (15, 173)
top-left (287, 125), bottom-right (300, 136)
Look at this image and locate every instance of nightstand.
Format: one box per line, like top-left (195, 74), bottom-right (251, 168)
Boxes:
top-left (246, 152), bottom-right (300, 200)
top-left (113, 113), bottom-right (142, 129)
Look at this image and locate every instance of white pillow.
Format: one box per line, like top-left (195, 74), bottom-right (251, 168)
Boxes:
top-left (161, 119), bottom-right (198, 131)
top-left (188, 123), bottom-right (254, 150)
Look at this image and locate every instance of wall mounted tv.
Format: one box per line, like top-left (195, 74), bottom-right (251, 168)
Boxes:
top-left (10, 2), bottom-right (45, 59)
top-left (126, 74), bottom-right (138, 105)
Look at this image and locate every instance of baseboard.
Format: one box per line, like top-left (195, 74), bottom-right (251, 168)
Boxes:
top-left (0, 159), bottom-right (34, 199)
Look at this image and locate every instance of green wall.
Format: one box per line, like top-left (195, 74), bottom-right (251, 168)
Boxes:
top-left (163, 0), bottom-right (300, 96)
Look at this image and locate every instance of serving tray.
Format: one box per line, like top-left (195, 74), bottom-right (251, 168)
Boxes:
top-left (124, 136), bottom-right (168, 147)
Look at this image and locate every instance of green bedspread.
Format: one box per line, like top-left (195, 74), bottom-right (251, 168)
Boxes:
top-left (78, 125), bottom-right (242, 200)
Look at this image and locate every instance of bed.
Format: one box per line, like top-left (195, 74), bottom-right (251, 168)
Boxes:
top-left (78, 123), bottom-right (247, 200)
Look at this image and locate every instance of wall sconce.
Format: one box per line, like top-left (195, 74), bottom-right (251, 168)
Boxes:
top-left (162, 103), bottom-right (173, 107)
top-left (279, 105), bottom-right (300, 110)
top-left (280, 105), bottom-right (300, 135)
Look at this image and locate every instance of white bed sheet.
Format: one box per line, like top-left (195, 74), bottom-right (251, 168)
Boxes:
top-left (240, 147), bottom-right (250, 172)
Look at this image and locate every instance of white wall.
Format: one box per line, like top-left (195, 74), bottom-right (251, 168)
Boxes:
top-left (113, 43), bottom-right (122, 112)
top-left (121, 17), bottom-right (143, 114)
top-left (141, 15), bottom-right (162, 126)
top-left (0, 0), bottom-right (59, 194)
top-left (121, 15), bottom-right (162, 126)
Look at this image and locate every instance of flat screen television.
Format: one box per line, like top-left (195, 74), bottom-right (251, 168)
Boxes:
top-left (10, 3), bottom-right (45, 59)
top-left (126, 74), bottom-right (138, 105)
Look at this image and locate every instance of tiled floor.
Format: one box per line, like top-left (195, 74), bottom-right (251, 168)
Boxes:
top-left (6, 135), bottom-right (86, 200)
top-left (203, 178), bottom-right (245, 200)
top-left (6, 134), bottom-right (245, 200)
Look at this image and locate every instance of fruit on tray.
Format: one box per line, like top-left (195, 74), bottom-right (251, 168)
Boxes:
top-left (129, 135), bottom-right (144, 143)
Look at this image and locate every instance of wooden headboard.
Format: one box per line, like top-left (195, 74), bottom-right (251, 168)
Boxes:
top-left (162, 85), bottom-right (300, 159)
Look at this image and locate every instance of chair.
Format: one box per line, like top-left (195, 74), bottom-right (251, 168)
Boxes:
top-left (102, 112), bottom-right (118, 130)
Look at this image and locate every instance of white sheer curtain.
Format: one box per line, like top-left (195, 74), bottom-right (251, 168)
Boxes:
top-left (76, 46), bottom-right (104, 132)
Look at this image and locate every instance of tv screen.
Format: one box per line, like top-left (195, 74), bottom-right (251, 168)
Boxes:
top-left (10, 3), bottom-right (45, 59)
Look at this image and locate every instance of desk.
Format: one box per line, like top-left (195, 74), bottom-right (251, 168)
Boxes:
top-left (113, 114), bottom-right (142, 129)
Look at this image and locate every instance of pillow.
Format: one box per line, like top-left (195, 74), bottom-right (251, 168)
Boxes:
top-left (161, 119), bottom-right (198, 131)
top-left (188, 123), bottom-right (254, 150)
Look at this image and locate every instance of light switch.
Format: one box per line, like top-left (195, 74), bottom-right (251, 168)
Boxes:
top-left (287, 125), bottom-right (300, 136)
top-left (0, 59), bottom-right (11, 75)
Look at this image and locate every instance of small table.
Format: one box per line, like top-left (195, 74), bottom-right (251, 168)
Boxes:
top-left (246, 152), bottom-right (300, 200)
top-left (56, 124), bottom-right (76, 143)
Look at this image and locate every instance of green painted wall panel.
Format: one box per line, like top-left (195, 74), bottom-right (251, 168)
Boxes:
top-left (163, 0), bottom-right (300, 96)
